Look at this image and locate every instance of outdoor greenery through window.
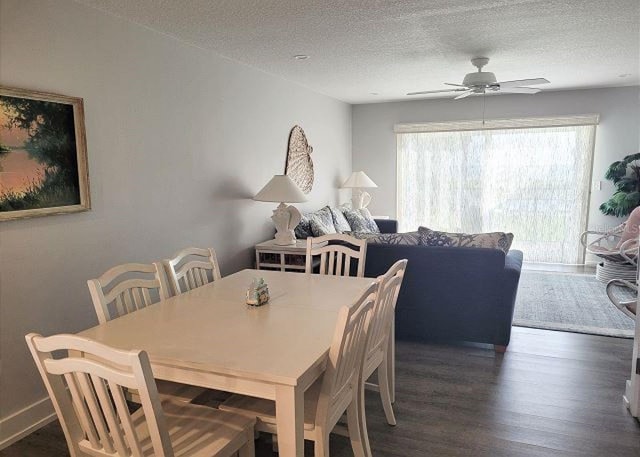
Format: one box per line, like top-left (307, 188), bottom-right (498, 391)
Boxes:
top-left (396, 117), bottom-right (597, 264)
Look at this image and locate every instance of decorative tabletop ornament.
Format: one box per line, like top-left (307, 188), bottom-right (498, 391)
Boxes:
top-left (285, 125), bottom-right (314, 194)
top-left (246, 277), bottom-right (269, 306)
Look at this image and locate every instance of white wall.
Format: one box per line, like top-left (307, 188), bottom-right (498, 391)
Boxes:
top-left (353, 86), bottom-right (640, 234)
top-left (0, 0), bottom-right (351, 445)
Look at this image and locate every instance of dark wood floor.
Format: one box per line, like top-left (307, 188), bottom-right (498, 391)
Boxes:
top-left (2, 327), bottom-right (639, 456)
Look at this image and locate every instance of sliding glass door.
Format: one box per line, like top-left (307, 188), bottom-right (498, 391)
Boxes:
top-left (397, 121), bottom-right (597, 264)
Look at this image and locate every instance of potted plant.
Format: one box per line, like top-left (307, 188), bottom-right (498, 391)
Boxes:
top-left (600, 153), bottom-right (640, 217)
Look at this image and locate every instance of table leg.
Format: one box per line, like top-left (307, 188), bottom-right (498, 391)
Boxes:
top-left (388, 317), bottom-right (395, 403)
top-left (275, 384), bottom-right (304, 457)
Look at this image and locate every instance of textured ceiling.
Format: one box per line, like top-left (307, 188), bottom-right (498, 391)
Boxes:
top-left (77, 0), bottom-right (640, 103)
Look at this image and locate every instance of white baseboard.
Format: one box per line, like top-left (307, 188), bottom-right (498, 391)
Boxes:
top-left (0, 396), bottom-right (56, 450)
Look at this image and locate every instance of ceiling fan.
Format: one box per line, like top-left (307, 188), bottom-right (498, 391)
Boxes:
top-left (407, 57), bottom-right (550, 99)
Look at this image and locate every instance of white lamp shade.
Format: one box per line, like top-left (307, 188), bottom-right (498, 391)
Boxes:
top-left (342, 171), bottom-right (378, 188)
top-left (254, 175), bottom-right (308, 203)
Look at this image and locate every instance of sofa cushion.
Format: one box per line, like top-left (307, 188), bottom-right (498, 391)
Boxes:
top-left (308, 207), bottom-right (337, 236)
top-left (349, 231), bottom-right (420, 245)
top-left (418, 227), bottom-right (514, 253)
top-left (342, 208), bottom-right (380, 233)
top-left (329, 206), bottom-right (352, 232)
top-left (294, 213), bottom-right (313, 239)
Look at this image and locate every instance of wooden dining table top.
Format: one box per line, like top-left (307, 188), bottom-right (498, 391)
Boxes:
top-left (79, 269), bottom-right (376, 387)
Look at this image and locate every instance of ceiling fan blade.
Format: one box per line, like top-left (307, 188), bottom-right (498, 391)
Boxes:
top-left (454, 90), bottom-right (474, 100)
top-left (444, 82), bottom-right (467, 87)
top-left (498, 78), bottom-right (550, 88)
top-left (500, 87), bottom-right (541, 94)
top-left (406, 88), bottom-right (466, 95)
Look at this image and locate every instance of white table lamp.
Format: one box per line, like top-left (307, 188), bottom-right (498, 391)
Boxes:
top-left (254, 175), bottom-right (308, 245)
top-left (342, 171), bottom-right (378, 209)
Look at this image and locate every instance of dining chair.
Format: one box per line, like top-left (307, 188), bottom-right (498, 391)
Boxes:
top-left (25, 333), bottom-right (256, 457)
top-left (305, 233), bottom-right (368, 277)
top-left (163, 247), bottom-right (222, 296)
top-left (87, 262), bottom-right (204, 403)
top-left (87, 262), bottom-right (170, 324)
top-left (219, 282), bottom-right (378, 457)
top-left (362, 259), bottom-right (407, 428)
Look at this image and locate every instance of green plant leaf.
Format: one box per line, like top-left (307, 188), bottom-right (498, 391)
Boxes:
top-left (600, 152), bottom-right (640, 217)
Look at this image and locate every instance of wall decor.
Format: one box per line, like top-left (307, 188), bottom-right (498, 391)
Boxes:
top-left (284, 125), bottom-right (314, 194)
top-left (0, 86), bottom-right (90, 221)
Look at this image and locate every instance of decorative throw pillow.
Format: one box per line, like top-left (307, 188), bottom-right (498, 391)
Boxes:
top-left (348, 231), bottom-right (420, 245)
top-left (329, 206), bottom-right (352, 233)
top-left (308, 207), bottom-right (337, 236)
top-left (294, 213), bottom-right (313, 239)
top-left (418, 227), bottom-right (514, 253)
top-left (342, 208), bottom-right (380, 234)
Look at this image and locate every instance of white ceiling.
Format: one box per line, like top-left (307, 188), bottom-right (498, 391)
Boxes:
top-left (77, 0), bottom-right (640, 104)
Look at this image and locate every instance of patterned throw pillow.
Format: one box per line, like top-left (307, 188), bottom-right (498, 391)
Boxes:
top-left (329, 206), bottom-right (352, 233)
top-left (348, 231), bottom-right (420, 245)
top-left (342, 208), bottom-right (380, 234)
top-left (418, 227), bottom-right (514, 253)
top-left (308, 207), bottom-right (337, 236)
top-left (294, 213), bottom-right (313, 239)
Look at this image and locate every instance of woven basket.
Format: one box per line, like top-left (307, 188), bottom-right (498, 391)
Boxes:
top-left (595, 261), bottom-right (637, 284)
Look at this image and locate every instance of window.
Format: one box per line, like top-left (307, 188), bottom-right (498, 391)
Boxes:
top-left (396, 115), bottom-right (598, 264)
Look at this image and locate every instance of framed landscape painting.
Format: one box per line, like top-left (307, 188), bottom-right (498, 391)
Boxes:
top-left (0, 86), bottom-right (90, 221)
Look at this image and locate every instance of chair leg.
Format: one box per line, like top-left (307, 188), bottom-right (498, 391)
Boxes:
top-left (494, 345), bottom-right (507, 353)
top-left (239, 428), bottom-right (255, 457)
top-left (388, 323), bottom-right (396, 404)
top-left (346, 400), bottom-right (366, 457)
top-left (313, 431), bottom-right (330, 457)
top-left (358, 381), bottom-right (373, 457)
top-left (378, 361), bottom-right (397, 426)
top-left (239, 441), bottom-right (255, 457)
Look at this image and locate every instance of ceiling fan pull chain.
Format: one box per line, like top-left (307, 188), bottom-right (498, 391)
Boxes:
top-left (482, 94), bottom-right (486, 126)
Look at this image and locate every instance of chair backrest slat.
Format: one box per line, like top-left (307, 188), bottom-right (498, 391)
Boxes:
top-left (88, 262), bottom-right (168, 324)
top-left (109, 378), bottom-right (144, 457)
top-left (76, 371), bottom-right (115, 453)
top-left (164, 247), bottom-right (221, 295)
top-left (305, 234), bottom-right (368, 278)
top-left (64, 372), bottom-right (101, 449)
top-left (26, 333), bottom-right (175, 457)
top-left (93, 374), bottom-right (129, 456)
top-left (314, 282), bottom-right (377, 430)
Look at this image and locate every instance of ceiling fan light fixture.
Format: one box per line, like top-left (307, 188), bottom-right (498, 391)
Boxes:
top-left (462, 71), bottom-right (497, 87)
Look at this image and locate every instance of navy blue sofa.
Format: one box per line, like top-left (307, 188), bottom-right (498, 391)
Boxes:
top-left (367, 219), bottom-right (523, 350)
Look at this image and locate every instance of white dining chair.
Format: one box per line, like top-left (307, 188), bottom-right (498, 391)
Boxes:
top-left (163, 247), bottom-right (222, 296)
top-left (87, 262), bottom-right (204, 403)
top-left (362, 259), bottom-right (407, 428)
top-left (219, 282), bottom-right (377, 457)
top-left (87, 262), bottom-right (170, 324)
top-left (305, 233), bottom-right (368, 277)
top-left (25, 333), bottom-right (256, 457)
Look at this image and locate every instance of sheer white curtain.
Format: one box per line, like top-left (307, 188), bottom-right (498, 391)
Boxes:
top-left (397, 117), bottom-right (597, 264)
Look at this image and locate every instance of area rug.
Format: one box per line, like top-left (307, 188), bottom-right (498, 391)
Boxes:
top-left (513, 270), bottom-right (636, 338)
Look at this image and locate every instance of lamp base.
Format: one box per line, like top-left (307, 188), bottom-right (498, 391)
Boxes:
top-left (274, 231), bottom-right (296, 245)
top-left (351, 189), bottom-right (372, 210)
top-left (271, 202), bottom-right (302, 245)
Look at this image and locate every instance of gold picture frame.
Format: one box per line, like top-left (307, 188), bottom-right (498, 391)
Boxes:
top-left (0, 86), bottom-right (90, 221)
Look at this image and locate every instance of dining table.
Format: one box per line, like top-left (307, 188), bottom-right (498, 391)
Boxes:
top-left (78, 268), bottom-right (377, 457)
